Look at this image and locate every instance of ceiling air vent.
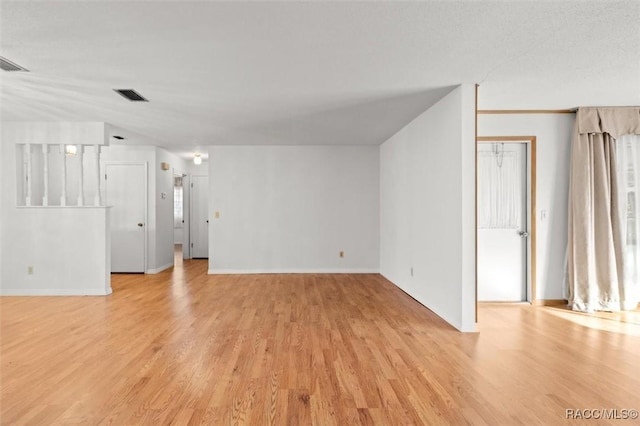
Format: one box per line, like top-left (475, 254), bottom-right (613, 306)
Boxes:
top-left (112, 135), bottom-right (125, 140)
top-left (0, 56), bottom-right (29, 72)
top-left (113, 89), bottom-right (148, 102)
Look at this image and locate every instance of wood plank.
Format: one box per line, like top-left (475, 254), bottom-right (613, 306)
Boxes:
top-left (2, 251), bottom-right (639, 425)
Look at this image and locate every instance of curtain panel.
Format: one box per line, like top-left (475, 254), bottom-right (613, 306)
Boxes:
top-left (567, 107), bottom-right (640, 312)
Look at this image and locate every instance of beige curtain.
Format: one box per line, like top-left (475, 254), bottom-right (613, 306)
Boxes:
top-left (567, 107), bottom-right (640, 312)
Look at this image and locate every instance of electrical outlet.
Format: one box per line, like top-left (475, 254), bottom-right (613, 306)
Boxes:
top-left (339, 251), bottom-right (344, 258)
top-left (27, 266), bottom-right (34, 275)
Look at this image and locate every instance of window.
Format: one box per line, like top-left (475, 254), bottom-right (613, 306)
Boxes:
top-left (616, 135), bottom-right (640, 293)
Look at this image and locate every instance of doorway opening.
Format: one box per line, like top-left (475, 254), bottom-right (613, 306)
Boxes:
top-left (477, 136), bottom-right (537, 303)
top-left (173, 171), bottom-right (191, 260)
top-left (174, 173), bottom-right (184, 260)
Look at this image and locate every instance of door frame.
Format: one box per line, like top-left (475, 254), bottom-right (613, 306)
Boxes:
top-left (476, 136), bottom-right (537, 303)
top-left (104, 161), bottom-right (148, 273)
top-left (189, 175), bottom-right (208, 259)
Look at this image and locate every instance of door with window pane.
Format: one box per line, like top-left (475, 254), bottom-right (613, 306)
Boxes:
top-left (477, 142), bottom-right (528, 301)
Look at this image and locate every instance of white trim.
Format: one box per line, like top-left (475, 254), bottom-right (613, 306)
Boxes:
top-left (17, 206), bottom-right (111, 209)
top-left (147, 262), bottom-right (174, 274)
top-left (0, 287), bottom-right (112, 296)
top-left (208, 269), bottom-right (380, 275)
top-left (526, 141), bottom-right (533, 303)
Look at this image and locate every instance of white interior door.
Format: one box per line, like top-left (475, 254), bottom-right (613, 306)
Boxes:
top-left (477, 143), bottom-right (528, 301)
top-left (191, 175), bottom-right (209, 259)
top-left (181, 174), bottom-right (190, 260)
top-left (105, 163), bottom-right (146, 273)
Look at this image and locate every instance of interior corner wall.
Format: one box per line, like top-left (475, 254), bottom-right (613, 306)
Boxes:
top-left (100, 145), bottom-right (158, 272)
top-left (379, 84), bottom-right (476, 332)
top-left (478, 113), bottom-right (573, 300)
top-left (207, 145), bottom-right (379, 273)
top-left (101, 145), bottom-right (186, 274)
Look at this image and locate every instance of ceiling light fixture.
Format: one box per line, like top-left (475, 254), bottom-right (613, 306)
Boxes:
top-left (65, 145), bottom-right (77, 156)
top-left (193, 153), bottom-right (202, 165)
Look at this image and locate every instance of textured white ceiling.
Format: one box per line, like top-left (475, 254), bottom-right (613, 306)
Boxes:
top-left (1, 1), bottom-right (638, 153)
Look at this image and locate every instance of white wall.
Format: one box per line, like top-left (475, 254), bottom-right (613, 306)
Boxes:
top-left (185, 159), bottom-right (208, 177)
top-left (1, 123), bottom-right (111, 295)
top-left (380, 84), bottom-right (476, 332)
top-left (478, 113), bottom-right (573, 300)
top-left (208, 146), bottom-right (379, 273)
top-left (0, 207), bottom-right (111, 295)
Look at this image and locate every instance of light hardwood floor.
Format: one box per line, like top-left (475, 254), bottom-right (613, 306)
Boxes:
top-left (2, 255), bottom-right (640, 425)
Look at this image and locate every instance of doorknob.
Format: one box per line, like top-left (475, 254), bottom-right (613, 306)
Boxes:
top-left (137, 223), bottom-right (144, 227)
top-left (519, 231), bottom-right (529, 238)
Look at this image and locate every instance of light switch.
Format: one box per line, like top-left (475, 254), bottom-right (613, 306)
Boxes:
top-left (540, 210), bottom-right (547, 221)
top-left (214, 211), bottom-right (220, 219)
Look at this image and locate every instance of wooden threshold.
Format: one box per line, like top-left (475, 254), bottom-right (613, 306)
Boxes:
top-left (534, 299), bottom-right (568, 306)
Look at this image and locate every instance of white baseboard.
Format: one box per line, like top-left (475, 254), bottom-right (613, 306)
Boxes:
top-left (147, 262), bottom-right (174, 274)
top-left (208, 268), bottom-right (380, 275)
top-left (0, 287), bottom-right (112, 296)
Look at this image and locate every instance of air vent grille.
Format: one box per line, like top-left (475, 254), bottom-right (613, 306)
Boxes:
top-left (0, 56), bottom-right (28, 72)
top-left (114, 89), bottom-right (148, 102)
top-left (112, 135), bottom-right (125, 140)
